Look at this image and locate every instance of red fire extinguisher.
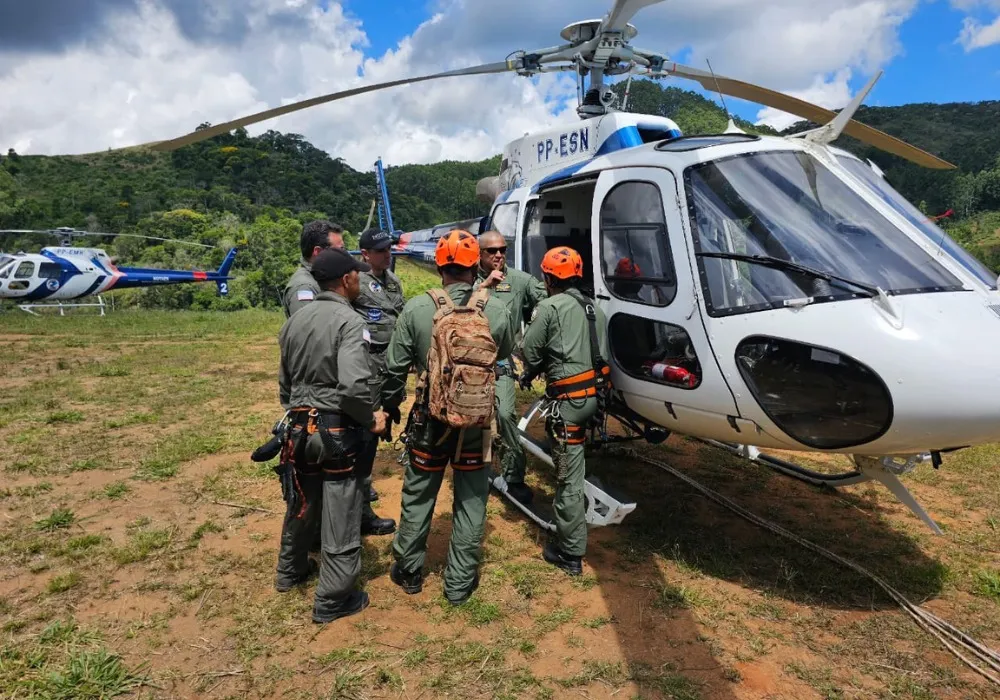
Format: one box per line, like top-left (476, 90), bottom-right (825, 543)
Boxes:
top-left (643, 360), bottom-right (697, 388)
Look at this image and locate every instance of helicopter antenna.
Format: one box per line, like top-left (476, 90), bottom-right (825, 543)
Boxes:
top-left (706, 58), bottom-right (742, 133)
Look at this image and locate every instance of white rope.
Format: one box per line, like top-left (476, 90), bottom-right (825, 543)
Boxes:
top-left (623, 448), bottom-right (1000, 688)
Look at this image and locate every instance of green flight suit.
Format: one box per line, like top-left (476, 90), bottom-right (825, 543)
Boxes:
top-left (281, 258), bottom-right (324, 550)
top-left (474, 264), bottom-right (547, 485)
top-left (382, 282), bottom-right (514, 603)
top-left (352, 268), bottom-right (405, 511)
top-left (521, 288), bottom-right (610, 558)
top-left (282, 259), bottom-right (321, 318)
top-left (277, 291), bottom-right (375, 619)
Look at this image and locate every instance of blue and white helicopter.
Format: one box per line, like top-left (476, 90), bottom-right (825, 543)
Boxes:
top-left (116, 0), bottom-right (1000, 535)
top-left (0, 227), bottom-right (237, 315)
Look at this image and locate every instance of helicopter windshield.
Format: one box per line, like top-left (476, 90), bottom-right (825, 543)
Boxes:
top-left (834, 154), bottom-right (998, 290)
top-left (0, 256), bottom-right (12, 279)
top-left (686, 151), bottom-right (966, 316)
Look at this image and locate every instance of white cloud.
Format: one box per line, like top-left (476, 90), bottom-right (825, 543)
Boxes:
top-left (951, 0), bottom-right (1000, 51)
top-left (0, 0), bottom-right (926, 169)
top-left (958, 15), bottom-right (1000, 50)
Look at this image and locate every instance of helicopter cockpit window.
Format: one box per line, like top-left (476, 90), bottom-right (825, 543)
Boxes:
top-left (835, 154), bottom-right (998, 290)
top-left (14, 261), bottom-right (35, 279)
top-left (600, 181), bottom-right (677, 307)
top-left (38, 263), bottom-right (61, 280)
top-left (687, 152), bottom-right (966, 316)
top-left (0, 258), bottom-right (12, 279)
top-left (489, 201), bottom-right (519, 266)
top-left (609, 314), bottom-right (702, 390)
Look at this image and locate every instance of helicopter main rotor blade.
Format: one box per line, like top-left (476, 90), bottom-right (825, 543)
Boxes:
top-left (603, 0), bottom-right (668, 33)
top-left (659, 62), bottom-right (956, 170)
top-left (142, 61), bottom-right (518, 153)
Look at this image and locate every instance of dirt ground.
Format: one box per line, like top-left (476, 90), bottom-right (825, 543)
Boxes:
top-left (1, 309), bottom-right (998, 699)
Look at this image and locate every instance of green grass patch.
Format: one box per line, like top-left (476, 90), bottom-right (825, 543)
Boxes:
top-left (974, 569), bottom-right (1000, 602)
top-left (47, 571), bottom-right (83, 594)
top-left (100, 481), bottom-right (131, 500)
top-left (35, 508), bottom-right (75, 531)
top-left (112, 527), bottom-right (173, 565)
top-left (45, 410), bottom-right (85, 424)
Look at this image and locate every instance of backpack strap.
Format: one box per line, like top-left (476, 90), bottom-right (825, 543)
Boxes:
top-left (426, 288), bottom-right (455, 311)
top-left (568, 291), bottom-right (611, 391)
top-left (467, 287), bottom-right (491, 312)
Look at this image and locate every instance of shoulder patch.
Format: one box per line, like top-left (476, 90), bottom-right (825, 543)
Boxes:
top-left (296, 289), bottom-right (315, 301)
top-left (529, 306), bottom-right (539, 323)
top-left (362, 329), bottom-right (371, 344)
top-left (369, 280), bottom-right (382, 293)
top-left (367, 308), bottom-right (383, 322)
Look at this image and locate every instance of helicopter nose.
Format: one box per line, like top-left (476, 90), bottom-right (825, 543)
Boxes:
top-left (853, 296), bottom-right (1000, 454)
top-left (729, 293), bottom-right (1000, 456)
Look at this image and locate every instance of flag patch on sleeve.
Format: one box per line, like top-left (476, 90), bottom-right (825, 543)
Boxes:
top-left (362, 329), bottom-right (372, 344)
top-left (296, 290), bottom-right (315, 301)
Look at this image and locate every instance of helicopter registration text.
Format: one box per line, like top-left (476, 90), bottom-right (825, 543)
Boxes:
top-left (537, 128), bottom-right (589, 163)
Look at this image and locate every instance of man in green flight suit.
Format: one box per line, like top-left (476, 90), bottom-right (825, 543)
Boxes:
top-left (382, 230), bottom-right (514, 605)
top-left (474, 230), bottom-right (547, 506)
top-left (275, 247), bottom-right (387, 622)
top-left (351, 228), bottom-right (403, 537)
top-left (519, 246), bottom-right (610, 577)
top-left (282, 220), bottom-right (344, 318)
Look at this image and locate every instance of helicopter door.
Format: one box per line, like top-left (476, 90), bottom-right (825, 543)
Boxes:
top-left (591, 168), bottom-right (745, 438)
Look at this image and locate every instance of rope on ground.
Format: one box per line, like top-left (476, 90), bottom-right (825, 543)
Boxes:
top-left (622, 448), bottom-right (1000, 688)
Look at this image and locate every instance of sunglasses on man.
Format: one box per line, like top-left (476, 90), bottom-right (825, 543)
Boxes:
top-left (484, 246), bottom-right (507, 255)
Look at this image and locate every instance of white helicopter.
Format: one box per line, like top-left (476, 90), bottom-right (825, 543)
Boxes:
top-left (120, 0), bottom-right (1000, 534)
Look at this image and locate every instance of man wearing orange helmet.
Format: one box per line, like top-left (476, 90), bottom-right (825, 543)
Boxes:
top-left (381, 230), bottom-right (513, 605)
top-left (519, 246), bottom-right (610, 576)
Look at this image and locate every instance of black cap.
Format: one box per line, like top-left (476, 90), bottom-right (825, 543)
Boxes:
top-left (360, 228), bottom-right (393, 251)
top-left (311, 247), bottom-right (370, 283)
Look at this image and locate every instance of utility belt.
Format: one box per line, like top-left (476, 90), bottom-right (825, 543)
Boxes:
top-left (544, 365), bottom-right (612, 401)
top-left (285, 407), bottom-right (364, 476)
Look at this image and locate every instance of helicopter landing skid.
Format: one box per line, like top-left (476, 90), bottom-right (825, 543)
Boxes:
top-left (17, 295), bottom-right (109, 316)
top-left (697, 439), bottom-right (943, 535)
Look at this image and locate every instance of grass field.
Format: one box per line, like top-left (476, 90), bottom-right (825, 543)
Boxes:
top-left (1, 304), bottom-right (999, 700)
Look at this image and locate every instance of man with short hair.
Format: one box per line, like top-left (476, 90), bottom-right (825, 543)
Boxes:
top-left (519, 246), bottom-right (610, 577)
top-left (282, 220), bottom-right (345, 318)
top-left (475, 230), bottom-right (547, 506)
top-left (351, 228), bottom-right (403, 537)
top-left (382, 230), bottom-right (514, 605)
top-left (276, 247), bottom-right (387, 622)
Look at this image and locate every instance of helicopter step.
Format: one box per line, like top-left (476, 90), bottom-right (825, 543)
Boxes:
top-left (492, 399), bottom-right (638, 530)
top-left (696, 438), bottom-right (943, 535)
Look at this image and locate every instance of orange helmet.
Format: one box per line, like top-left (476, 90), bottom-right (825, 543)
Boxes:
top-left (541, 246), bottom-right (584, 280)
top-left (614, 258), bottom-right (641, 277)
top-left (435, 229), bottom-right (479, 268)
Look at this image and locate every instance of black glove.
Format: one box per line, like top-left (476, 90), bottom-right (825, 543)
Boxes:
top-left (385, 405), bottom-right (401, 425)
top-left (517, 371), bottom-right (534, 392)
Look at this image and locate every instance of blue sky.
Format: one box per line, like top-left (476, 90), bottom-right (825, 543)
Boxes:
top-left (4, 0), bottom-right (999, 166)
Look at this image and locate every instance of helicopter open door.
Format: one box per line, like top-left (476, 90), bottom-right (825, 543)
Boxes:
top-left (590, 168), bottom-right (747, 440)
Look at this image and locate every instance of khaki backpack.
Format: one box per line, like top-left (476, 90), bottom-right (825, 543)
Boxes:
top-left (419, 287), bottom-right (499, 461)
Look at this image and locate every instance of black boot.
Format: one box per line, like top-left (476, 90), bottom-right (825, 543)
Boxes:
top-left (367, 484), bottom-right (379, 502)
top-left (505, 482), bottom-right (534, 506)
top-left (361, 505), bottom-right (396, 536)
top-left (543, 541), bottom-right (582, 577)
top-left (390, 562), bottom-right (423, 594)
top-left (447, 572), bottom-right (480, 606)
top-left (275, 558), bottom-right (319, 593)
top-left (312, 590), bottom-right (370, 624)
